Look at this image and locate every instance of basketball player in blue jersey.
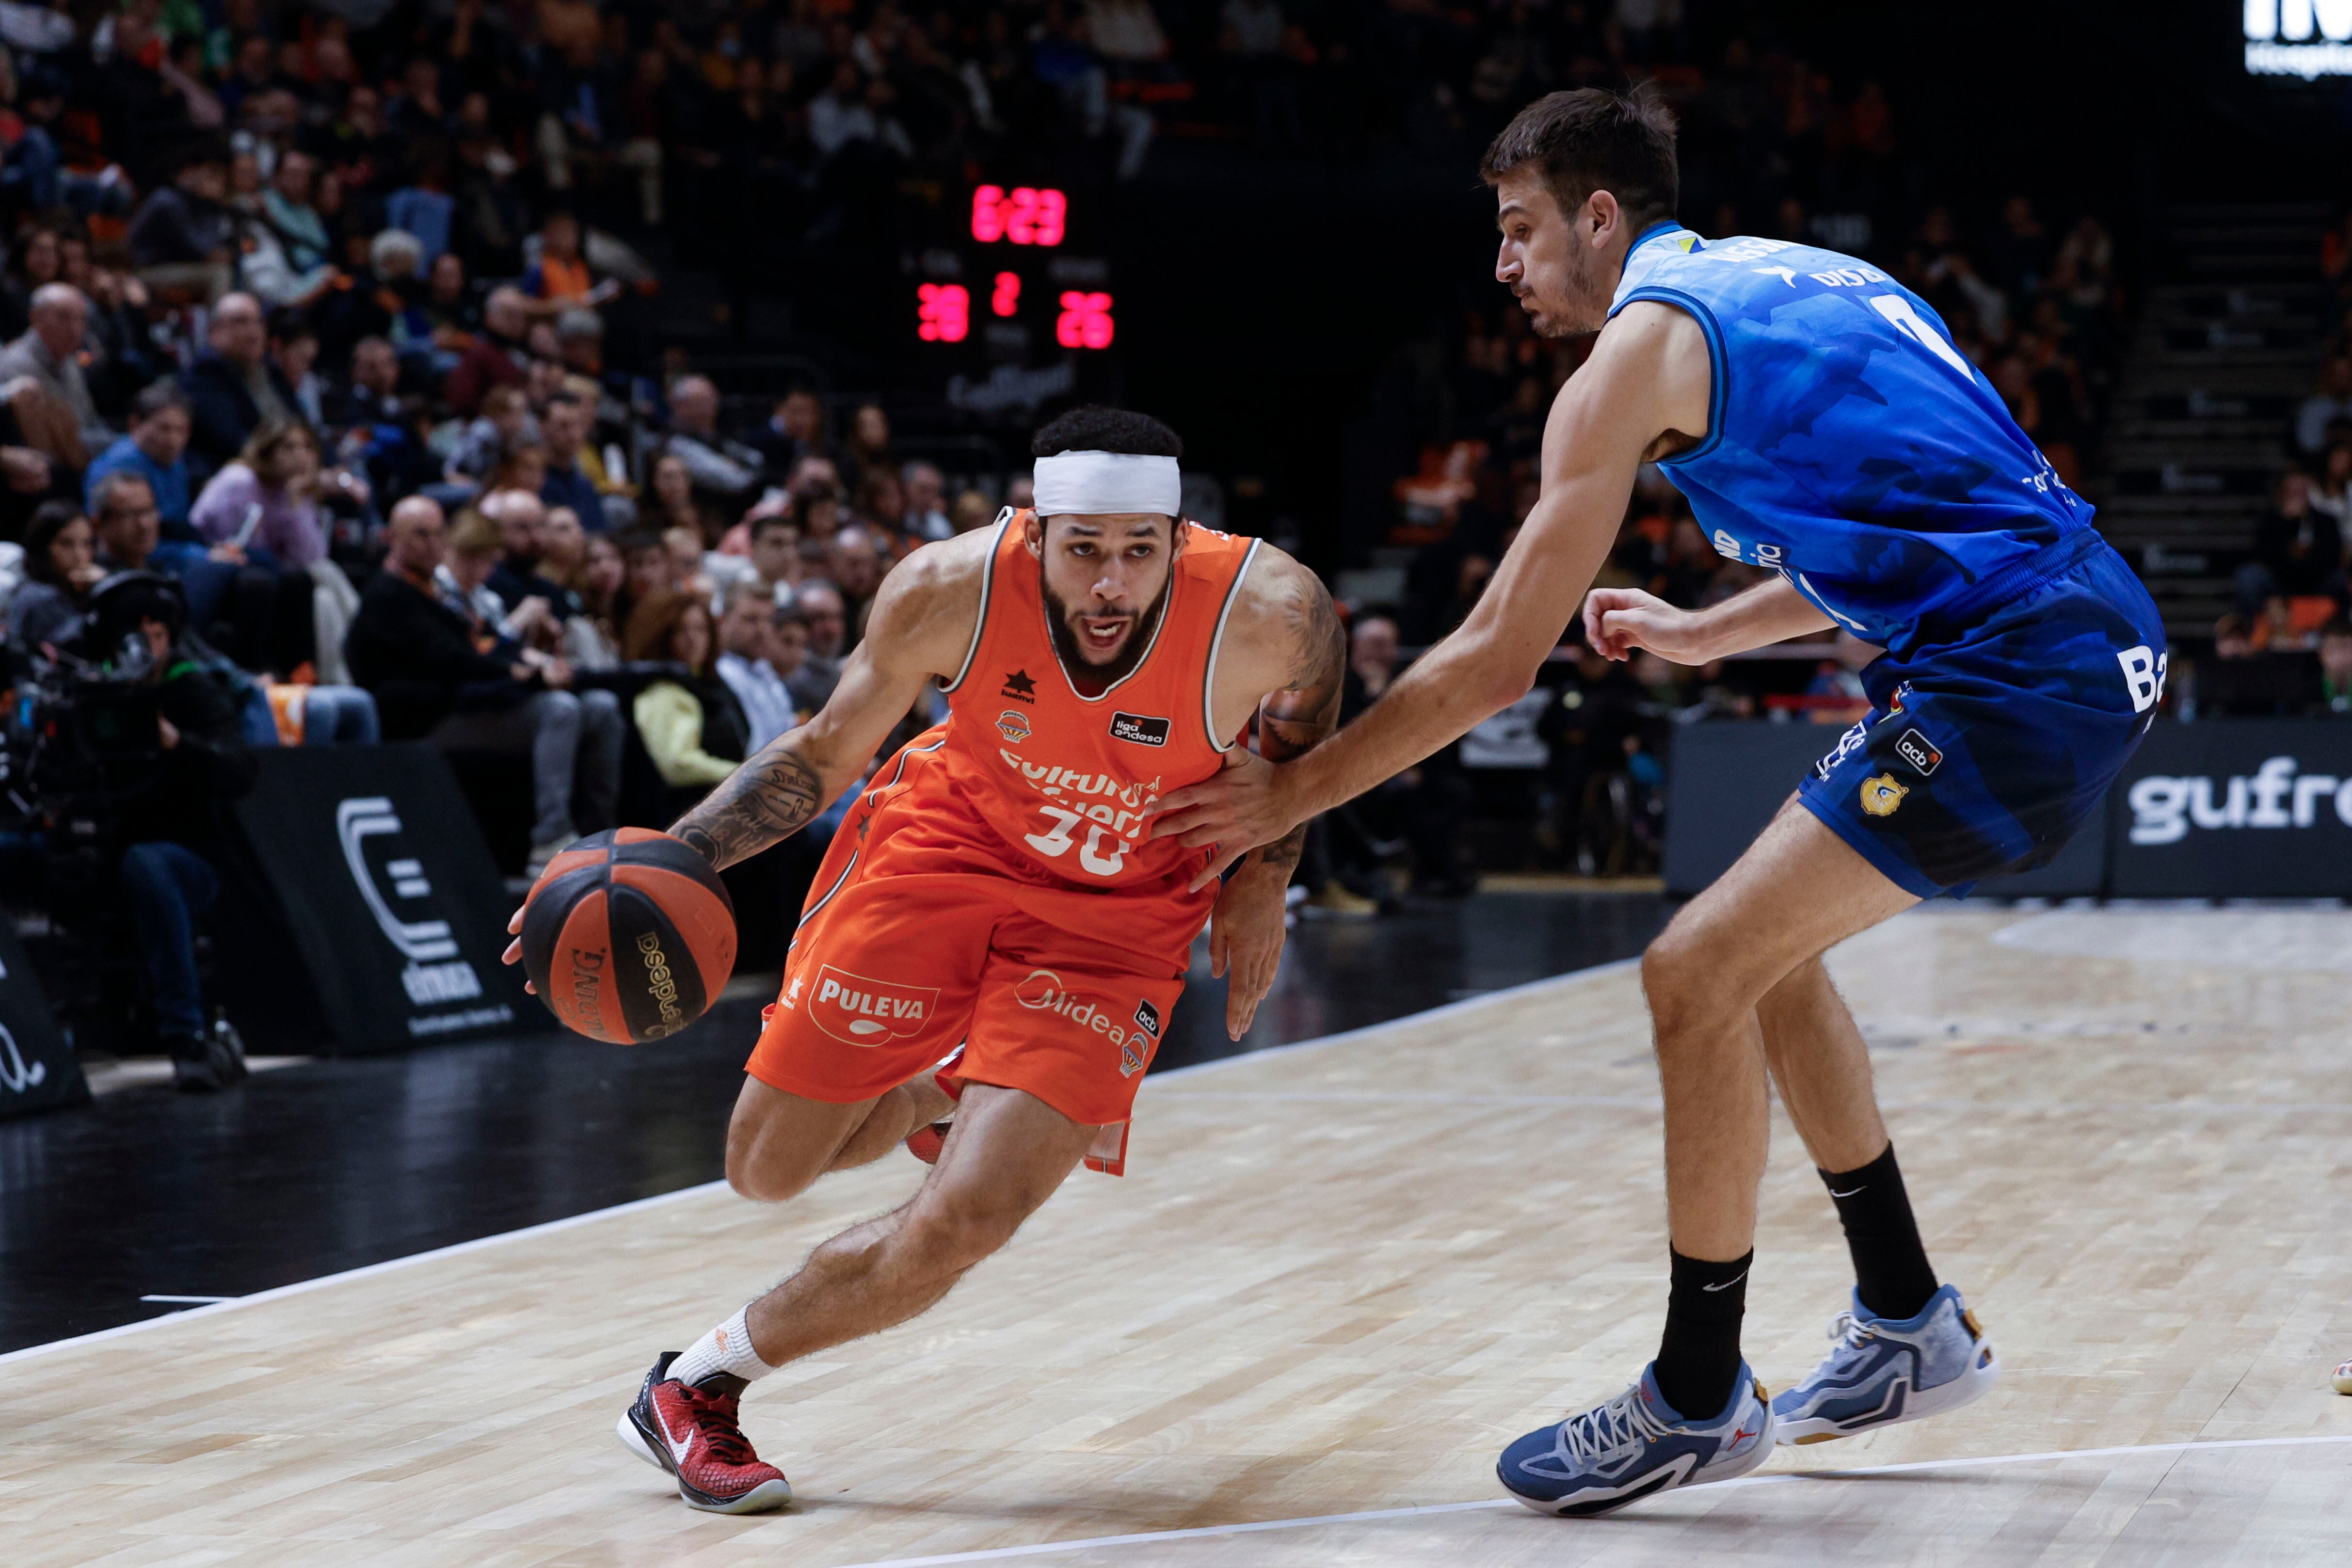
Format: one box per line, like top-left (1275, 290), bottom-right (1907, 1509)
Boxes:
top-left (1153, 87), bottom-right (2167, 1515)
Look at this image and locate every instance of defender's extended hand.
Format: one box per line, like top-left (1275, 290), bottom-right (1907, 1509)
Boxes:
top-left (1209, 866), bottom-right (1286, 1040)
top-left (1149, 748), bottom-right (1302, 893)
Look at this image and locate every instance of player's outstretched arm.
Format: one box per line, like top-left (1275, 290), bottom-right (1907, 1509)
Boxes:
top-left (1153, 301), bottom-right (1712, 864)
top-left (1197, 548), bottom-right (1347, 1037)
top-left (670, 541), bottom-right (984, 870)
top-left (1583, 576), bottom-right (1834, 665)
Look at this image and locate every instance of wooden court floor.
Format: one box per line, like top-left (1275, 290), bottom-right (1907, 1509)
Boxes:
top-left (5, 904), bottom-right (2351, 1566)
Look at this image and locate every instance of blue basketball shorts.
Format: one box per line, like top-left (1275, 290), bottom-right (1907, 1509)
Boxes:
top-left (1795, 540), bottom-right (2167, 898)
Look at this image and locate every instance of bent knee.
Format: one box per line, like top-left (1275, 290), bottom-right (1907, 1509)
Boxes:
top-left (898, 1198), bottom-right (1025, 1276)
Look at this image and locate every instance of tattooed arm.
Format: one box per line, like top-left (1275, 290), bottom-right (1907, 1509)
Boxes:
top-left (668, 539), bottom-right (988, 869)
top-left (1195, 547), bottom-right (1347, 1038)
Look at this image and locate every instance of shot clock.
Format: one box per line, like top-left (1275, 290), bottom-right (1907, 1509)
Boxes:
top-left (914, 184), bottom-right (1115, 353)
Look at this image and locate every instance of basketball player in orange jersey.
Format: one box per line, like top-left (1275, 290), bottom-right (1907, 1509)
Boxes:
top-left (600, 406), bottom-right (1344, 1513)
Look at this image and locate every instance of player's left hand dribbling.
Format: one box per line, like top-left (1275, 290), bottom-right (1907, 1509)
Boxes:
top-left (1209, 865), bottom-right (1286, 1040)
top-left (502, 902), bottom-right (533, 993)
top-left (1150, 748), bottom-right (1296, 893)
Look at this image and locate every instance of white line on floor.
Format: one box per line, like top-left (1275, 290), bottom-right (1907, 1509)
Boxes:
top-left (0, 960), bottom-right (1636, 1366)
top-left (827, 1434), bottom-right (2352, 1568)
top-left (1150, 1088), bottom-right (2352, 1117)
top-left (137, 1295), bottom-right (239, 1305)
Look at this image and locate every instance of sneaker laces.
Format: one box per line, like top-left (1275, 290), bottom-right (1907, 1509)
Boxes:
top-left (1814, 1310), bottom-right (1880, 1376)
top-left (681, 1386), bottom-right (760, 1467)
top-left (1557, 1383), bottom-right (1674, 1468)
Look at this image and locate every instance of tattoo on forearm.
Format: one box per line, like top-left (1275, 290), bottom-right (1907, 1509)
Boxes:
top-left (1245, 572), bottom-right (1347, 877)
top-left (670, 738), bottom-right (826, 870)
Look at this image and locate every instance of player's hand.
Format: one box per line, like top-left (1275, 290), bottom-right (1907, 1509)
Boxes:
top-left (1208, 863), bottom-right (1287, 1040)
top-left (1149, 747), bottom-right (1303, 892)
top-left (1582, 587), bottom-right (1713, 664)
top-left (503, 900), bottom-right (533, 993)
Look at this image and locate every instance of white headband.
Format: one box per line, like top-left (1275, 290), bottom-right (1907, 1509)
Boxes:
top-left (1031, 450), bottom-right (1181, 518)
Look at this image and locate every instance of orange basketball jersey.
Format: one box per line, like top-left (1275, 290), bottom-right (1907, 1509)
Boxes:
top-left (838, 511), bottom-right (1260, 964)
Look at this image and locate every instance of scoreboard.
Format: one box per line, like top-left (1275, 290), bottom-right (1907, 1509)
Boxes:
top-left (913, 185), bottom-right (1116, 353)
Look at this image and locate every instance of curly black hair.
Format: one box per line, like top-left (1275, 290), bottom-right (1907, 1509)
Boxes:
top-left (1030, 405), bottom-right (1183, 459)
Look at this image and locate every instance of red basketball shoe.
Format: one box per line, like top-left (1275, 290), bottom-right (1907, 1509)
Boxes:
top-left (616, 1353), bottom-right (792, 1514)
top-left (906, 1047), bottom-right (967, 1165)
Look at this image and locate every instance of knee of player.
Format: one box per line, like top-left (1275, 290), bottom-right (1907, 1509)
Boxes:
top-left (1640, 929), bottom-right (1738, 1035)
top-left (899, 1193), bottom-right (1024, 1276)
top-left (722, 1132), bottom-right (814, 1204)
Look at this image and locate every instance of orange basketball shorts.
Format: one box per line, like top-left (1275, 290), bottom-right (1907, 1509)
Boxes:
top-left (746, 860), bottom-right (1190, 1131)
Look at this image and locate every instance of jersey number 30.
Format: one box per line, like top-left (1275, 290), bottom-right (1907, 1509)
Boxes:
top-left (1026, 805), bottom-right (1131, 877)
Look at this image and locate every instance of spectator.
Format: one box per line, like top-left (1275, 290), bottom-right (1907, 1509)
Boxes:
top-left (86, 382), bottom-right (197, 537)
top-left (181, 292), bottom-right (298, 474)
top-left (713, 580), bottom-right (800, 751)
top-left (2299, 356), bottom-right (2352, 457)
top-left (105, 577), bottom-right (256, 1091)
top-left (446, 385), bottom-right (539, 491)
top-left (827, 521), bottom-right (885, 619)
top-left (0, 283), bottom-right (115, 462)
top-left (646, 447), bottom-right (721, 544)
top-left (664, 374), bottom-right (765, 498)
top-left (7, 499), bottom-right (104, 649)
top-left (790, 578), bottom-right (848, 709)
top-left (346, 496), bottom-right (622, 872)
top-left (950, 490), bottom-right (998, 533)
top-left (838, 400), bottom-right (892, 493)
top-left (2322, 618), bottom-right (2352, 714)
top-left (535, 504), bottom-right (620, 670)
top-left (622, 589), bottom-right (748, 803)
top-left (125, 144), bottom-right (235, 301)
top-left (901, 460), bottom-right (952, 543)
top-left (444, 285), bottom-right (535, 416)
top-left (523, 210), bottom-right (618, 315)
top-left (243, 151), bottom-right (337, 308)
top-left (568, 530), bottom-right (628, 667)
top-left (748, 508), bottom-right (804, 602)
top-left (754, 386), bottom-right (827, 473)
top-left (190, 419), bottom-right (366, 681)
top-left (2238, 470), bottom-right (2345, 614)
top-left (539, 387), bottom-right (604, 527)
top-left (270, 308), bottom-right (327, 430)
top-left (479, 487), bottom-right (567, 621)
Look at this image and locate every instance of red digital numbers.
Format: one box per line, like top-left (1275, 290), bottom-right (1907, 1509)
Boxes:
top-left (1056, 290), bottom-right (1115, 350)
top-left (971, 185), bottom-right (1066, 247)
top-left (991, 272), bottom-right (1021, 317)
top-left (916, 283), bottom-right (968, 343)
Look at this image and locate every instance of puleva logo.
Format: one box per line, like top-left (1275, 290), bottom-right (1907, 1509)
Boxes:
top-left (809, 964), bottom-right (940, 1046)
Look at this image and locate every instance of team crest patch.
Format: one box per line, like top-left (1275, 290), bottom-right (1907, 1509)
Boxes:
top-left (1109, 711), bottom-right (1170, 747)
top-left (1894, 727), bottom-right (1942, 776)
top-left (808, 965), bottom-right (940, 1046)
top-left (1859, 773), bottom-right (1909, 817)
top-left (997, 709), bottom-right (1032, 743)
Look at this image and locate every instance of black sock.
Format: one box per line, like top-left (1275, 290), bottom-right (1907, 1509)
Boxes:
top-left (1653, 1248), bottom-right (1751, 1421)
top-left (1821, 1143), bottom-right (1938, 1321)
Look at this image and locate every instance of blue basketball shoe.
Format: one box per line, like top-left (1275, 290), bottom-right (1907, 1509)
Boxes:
top-left (1772, 1283), bottom-right (1999, 1445)
top-left (1496, 1364), bottom-right (1775, 1516)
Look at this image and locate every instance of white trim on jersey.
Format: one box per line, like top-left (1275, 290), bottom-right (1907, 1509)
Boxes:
top-left (1201, 537), bottom-right (1264, 753)
top-left (940, 509), bottom-right (1014, 696)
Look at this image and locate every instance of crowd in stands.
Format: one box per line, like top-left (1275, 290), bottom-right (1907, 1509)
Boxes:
top-left (2209, 206), bottom-right (2352, 717)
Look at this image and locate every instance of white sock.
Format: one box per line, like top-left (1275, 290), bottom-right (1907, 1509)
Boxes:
top-left (668, 1303), bottom-right (775, 1389)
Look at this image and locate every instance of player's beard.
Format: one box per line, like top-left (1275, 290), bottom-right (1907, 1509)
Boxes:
top-left (1040, 565), bottom-right (1172, 691)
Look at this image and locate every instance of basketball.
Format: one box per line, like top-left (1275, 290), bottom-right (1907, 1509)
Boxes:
top-left (519, 829), bottom-right (736, 1044)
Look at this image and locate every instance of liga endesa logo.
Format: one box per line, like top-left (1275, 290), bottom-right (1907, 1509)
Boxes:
top-left (807, 964), bottom-right (940, 1046)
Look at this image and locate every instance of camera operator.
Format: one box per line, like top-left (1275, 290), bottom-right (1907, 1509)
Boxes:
top-left (99, 576), bottom-right (256, 1090)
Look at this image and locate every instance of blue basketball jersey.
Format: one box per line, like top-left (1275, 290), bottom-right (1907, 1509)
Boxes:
top-left (1609, 224), bottom-right (2095, 655)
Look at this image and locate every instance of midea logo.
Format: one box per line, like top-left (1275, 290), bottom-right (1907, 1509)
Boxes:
top-left (2127, 756), bottom-right (2352, 845)
top-left (2244, 1), bottom-right (2352, 76)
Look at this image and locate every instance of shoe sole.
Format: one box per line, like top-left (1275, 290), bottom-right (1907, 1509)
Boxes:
top-left (1499, 1402), bottom-right (1776, 1518)
top-left (615, 1408), bottom-right (794, 1514)
top-left (1775, 1341), bottom-right (2001, 1445)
